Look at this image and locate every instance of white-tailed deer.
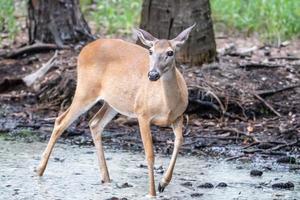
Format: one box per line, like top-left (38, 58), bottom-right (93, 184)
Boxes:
top-left (37, 24), bottom-right (195, 197)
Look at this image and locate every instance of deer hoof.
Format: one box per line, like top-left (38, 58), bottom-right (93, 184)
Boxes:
top-left (158, 183), bottom-right (165, 193)
top-left (36, 166), bottom-right (44, 176)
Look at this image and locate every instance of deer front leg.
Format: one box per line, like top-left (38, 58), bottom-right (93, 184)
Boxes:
top-left (138, 117), bottom-right (156, 197)
top-left (158, 116), bottom-right (183, 192)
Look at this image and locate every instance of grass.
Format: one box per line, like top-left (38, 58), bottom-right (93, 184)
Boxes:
top-left (81, 0), bottom-right (142, 35)
top-left (211, 0), bottom-right (300, 43)
top-left (0, 0), bottom-right (17, 39)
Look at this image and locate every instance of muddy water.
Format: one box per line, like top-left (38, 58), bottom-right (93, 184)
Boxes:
top-left (0, 139), bottom-right (299, 200)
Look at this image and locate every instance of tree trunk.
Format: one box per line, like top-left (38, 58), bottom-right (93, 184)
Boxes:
top-left (139, 0), bottom-right (216, 65)
top-left (27, 0), bottom-right (94, 46)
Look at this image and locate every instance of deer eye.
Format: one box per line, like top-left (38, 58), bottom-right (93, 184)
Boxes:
top-left (167, 51), bottom-right (174, 56)
top-left (149, 50), bottom-right (153, 55)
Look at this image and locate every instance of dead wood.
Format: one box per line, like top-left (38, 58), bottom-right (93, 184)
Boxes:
top-left (251, 92), bottom-right (281, 117)
top-left (269, 56), bottom-right (300, 61)
top-left (0, 43), bottom-right (63, 59)
top-left (239, 62), bottom-right (283, 69)
top-left (0, 51), bottom-right (58, 93)
top-left (23, 51), bottom-right (58, 87)
top-left (256, 84), bottom-right (300, 97)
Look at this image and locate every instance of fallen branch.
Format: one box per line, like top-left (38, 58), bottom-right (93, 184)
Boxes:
top-left (229, 46), bottom-right (258, 57)
top-left (269, 56), bottom-right (300, 61)
top-left (239, 62), bottom-right (283, 69)
top-left (270, 140), bottom-right (298, 151)
top-left (0, 51), bottom-right (58, 93)
top-left (225, 155), bottom-right (245, 162)
top-left (0, 43), bottom-right (63, 58)
top-left (256, 84), bottom-right (300, 97)
top-left (251, 92), bottom-right (281, 117)
top-left (23, 51), bottom-right (58, 86)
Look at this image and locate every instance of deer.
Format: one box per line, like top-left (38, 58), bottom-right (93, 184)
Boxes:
top-left (36, 24), bottom-right (195, 197)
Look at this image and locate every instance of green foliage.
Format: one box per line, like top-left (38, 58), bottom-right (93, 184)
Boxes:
top-left (83, 0), bottom-right (142, 35)
top-left (211, 0), bottom-right (300, 43)
top-left (0, 0), bottom-right (17, 39)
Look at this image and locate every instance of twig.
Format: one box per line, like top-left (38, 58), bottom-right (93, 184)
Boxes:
top-left (256, 84), bottom-right (300, 97)
top-left (270, 140), bottom-right (298, 151)
top-left (269, 56), bottom-right (300, 61)
top-left (215, 127), bottom-right (260, 142)
top-left (225, 155), bottom-right (245, 162)
top-left (243, 142), bottom-right (260, 149)
top-left (239, 62), bottom-right (283, 69)
top-left (252, 92), bottom-right (281, 117)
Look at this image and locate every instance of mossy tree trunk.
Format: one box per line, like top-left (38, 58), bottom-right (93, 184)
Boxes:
top-left (139, 0), bottom-right (216, 65)
top-left (27, 0), bottom-right (94, 46)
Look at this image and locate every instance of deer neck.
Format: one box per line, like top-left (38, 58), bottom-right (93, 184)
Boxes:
top-left (160, 63), bottom-right (181, 107)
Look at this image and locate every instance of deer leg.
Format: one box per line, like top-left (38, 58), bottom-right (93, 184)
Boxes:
top-left (138, 117), bottom-right (156, 197)
top-left (89, 102), bottom-right (117, 183)
top-left (37, 96), bottom-right (98, 176)
top-left (158, 116), bottom-right (183, 192)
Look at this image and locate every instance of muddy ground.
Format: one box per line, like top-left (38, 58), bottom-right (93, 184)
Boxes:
top-left (0, 35), bottom-right (300, 199)
top-left (1, 139), bottom-right (299, 200)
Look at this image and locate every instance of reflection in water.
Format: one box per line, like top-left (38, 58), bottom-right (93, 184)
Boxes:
top-left (0, 140), bottom-right (299, 200)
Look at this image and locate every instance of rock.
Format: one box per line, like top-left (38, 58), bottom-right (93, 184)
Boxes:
top-left (105, 197), bottom-right (128, 200)
top-left (216, 182), bottom-right (227, 187)
top-left (154, 165), bottom-right (164, 174)
top-left (181, 182), bottom-right (193, 187)
top-left (54, 157), bottom-right (65, 162)
top-left (272, 181), bottom-right (294, 189)
top-left (117, 182), bottom-right (133, 189)
top-left (276, 156), bottom-right (296, 164)
top-left (198, 183), bottom-right (214, 188)
top-left (191, 193), bottom-right (203, 197)
top-left (137, 164), bottom-right (147, 168)
top-left (250, 169), bottom-right (263, 177)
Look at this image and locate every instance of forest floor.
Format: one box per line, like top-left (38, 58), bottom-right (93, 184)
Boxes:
top-left (0, 35), bottom-right (299, 157)
top-left (0, 35), bottom-right (300, 199)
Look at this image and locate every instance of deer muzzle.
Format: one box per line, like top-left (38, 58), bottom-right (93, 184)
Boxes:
top-left (148, 70), bottom-right (160, 81)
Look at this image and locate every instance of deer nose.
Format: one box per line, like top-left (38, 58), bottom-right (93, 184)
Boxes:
top-left (148, 70), bottom-right (160, 81)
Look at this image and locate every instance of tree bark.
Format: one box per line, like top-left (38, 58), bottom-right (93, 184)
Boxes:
top-left (139, 0), bottom-right (216, 65)
top-left (27, 0), bottom-right (94, 46)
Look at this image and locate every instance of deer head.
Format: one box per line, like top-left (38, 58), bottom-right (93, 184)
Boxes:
top-left (135, 24), bottom-right (196, 81)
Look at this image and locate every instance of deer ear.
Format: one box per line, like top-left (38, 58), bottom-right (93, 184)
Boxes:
top-left (134, 28), bottom-right (157, 47)
top-left (171, 23), bottom-right (196, 49)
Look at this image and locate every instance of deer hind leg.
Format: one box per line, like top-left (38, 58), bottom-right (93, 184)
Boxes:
top-left (138, 117), bottom-right (156, 197)
top-left (158, 116), bottom-right (183, 193)
top-left (89, 102), bottom-right (117, 183)
top-left (37, 95), bottom-right (99, 176)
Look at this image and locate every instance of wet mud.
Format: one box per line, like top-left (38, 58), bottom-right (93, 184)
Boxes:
top-left (1, 139), bottom-right (299, 200)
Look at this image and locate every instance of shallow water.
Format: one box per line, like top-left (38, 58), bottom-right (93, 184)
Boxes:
top-left (0, 139), bottom-right (299, 200)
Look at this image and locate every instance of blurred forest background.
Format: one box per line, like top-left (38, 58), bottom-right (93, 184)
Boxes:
top-left (0, 0), bottom-right (299, 43)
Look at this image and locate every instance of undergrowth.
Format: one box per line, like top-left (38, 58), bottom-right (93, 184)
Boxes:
top-left (0, 0), bottom-right (17, 39)
top-left (211, 0), bottom-right (300, 43)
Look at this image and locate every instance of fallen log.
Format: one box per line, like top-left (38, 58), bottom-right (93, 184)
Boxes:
top-left (0, 51), bottom-right (58, 93)
top-left (0, 43), bottom-right (62, 58)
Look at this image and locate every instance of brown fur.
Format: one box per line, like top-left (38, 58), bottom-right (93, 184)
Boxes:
top-left (37, 38), bottom-right (188, 197)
